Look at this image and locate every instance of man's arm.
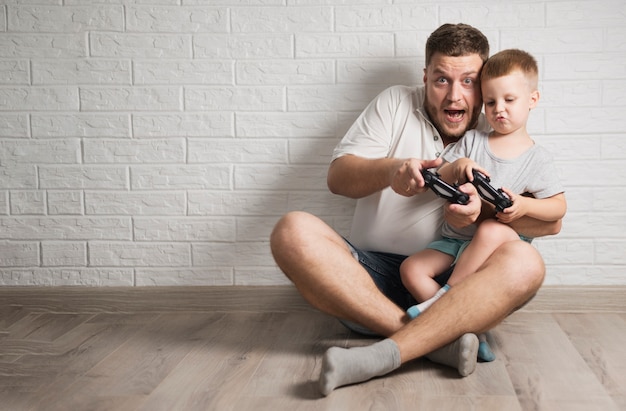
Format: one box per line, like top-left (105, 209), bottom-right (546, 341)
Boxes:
top-left (327, 154), bottom-right (442, 199)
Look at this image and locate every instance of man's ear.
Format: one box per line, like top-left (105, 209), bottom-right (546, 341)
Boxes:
top-left (423, 68), bottom-right (427, 84)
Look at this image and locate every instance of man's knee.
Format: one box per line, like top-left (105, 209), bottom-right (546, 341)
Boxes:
top-left (498, 240), bottom-right (545, 293)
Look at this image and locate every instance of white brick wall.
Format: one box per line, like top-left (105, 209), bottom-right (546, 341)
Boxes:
top-left (0, 1), bottom-right (624, 286)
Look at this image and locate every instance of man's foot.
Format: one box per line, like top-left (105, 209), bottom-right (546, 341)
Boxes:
top-left (319, 338), bottom-right (401, 396)
top-left (425, 333), bottom-right (479, 377)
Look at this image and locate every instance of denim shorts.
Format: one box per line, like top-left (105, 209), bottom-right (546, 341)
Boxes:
top-left (341, 238), bottom-right (453, 335)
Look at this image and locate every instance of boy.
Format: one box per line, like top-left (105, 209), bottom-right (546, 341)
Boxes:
top-left (401, 49), bottom-right (566, 321)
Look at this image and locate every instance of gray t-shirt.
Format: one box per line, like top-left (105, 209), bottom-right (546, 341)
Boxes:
top-left (441, 129), bottom-right (565, 241)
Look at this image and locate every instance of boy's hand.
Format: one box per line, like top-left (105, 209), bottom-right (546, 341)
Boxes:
top-left (495, 187), bottom-right (525, 223)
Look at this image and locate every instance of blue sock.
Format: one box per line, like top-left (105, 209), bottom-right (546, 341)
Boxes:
top-left (477, 333), bottom-right (496, 362)
top-left (407, 284), bottom-right (450, 319)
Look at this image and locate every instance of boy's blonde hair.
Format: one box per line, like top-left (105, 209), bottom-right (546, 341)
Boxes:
top-left (481, 49), bottom-right (538, 89)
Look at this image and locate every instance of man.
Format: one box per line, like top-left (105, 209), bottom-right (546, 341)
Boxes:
top-left (270, 23), bottom-right (561, 395)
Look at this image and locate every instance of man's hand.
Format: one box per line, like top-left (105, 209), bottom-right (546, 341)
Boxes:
top-left (391, 157), bottom-right (443, 197)
top-left (443, 182), bottom-right (481, 228)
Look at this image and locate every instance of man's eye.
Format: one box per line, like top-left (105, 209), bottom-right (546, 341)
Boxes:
top-left (464, 78), bottom-right (474, 85)
top-left (436, 77), bottom-right (448, 84)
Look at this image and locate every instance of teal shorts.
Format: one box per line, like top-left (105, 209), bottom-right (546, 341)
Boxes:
top-left (428, 235), bottom-right (532, 265)
top-left (427, 237), bottom-right (471, 264)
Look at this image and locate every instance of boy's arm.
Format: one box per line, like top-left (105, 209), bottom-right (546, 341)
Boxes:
top-left (497, 191), bottom-right (566, 223)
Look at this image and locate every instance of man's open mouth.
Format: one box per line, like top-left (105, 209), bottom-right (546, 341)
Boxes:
top-left (445, 110), bottom-right (465, 121)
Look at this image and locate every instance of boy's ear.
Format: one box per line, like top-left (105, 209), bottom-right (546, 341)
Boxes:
top-left (529, 90), bottom-right (540, 110)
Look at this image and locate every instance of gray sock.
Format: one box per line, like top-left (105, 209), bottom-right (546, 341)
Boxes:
top-left (425, 333), bottom-right (479, 377)
top-left (319, 338), bottom-right (401, 396)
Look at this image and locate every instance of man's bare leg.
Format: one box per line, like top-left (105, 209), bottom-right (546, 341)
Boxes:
top-left (270, 211), bottom-right (406, 336)
top-left (319, 240), bottom-right (545, 394)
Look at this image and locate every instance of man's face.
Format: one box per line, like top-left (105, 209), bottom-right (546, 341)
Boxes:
top-left (423, 52), bottom-right (484, 145)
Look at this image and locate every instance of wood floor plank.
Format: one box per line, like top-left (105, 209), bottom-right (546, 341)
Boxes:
top-left (1, 287), bottom-right (624, 410)
top-left (494, 312), bottom-right (620, 411)
top-left (554, 313), bottom-right (626, 410)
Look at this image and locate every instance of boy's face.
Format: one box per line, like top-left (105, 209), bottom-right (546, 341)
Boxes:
top-left (481, 70), bottom-right (539, 137)
top-left (423, 52), bottom-right (484, 146)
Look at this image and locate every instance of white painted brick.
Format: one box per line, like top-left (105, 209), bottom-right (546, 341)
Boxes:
top-left (0, 139), bottom-right (80, 164)
top-left (89, 241), bottom-right (190, 267)
top-left (187, 138), bottom-right (287, 164)
top-left (559, 212), bottom-right (626, 239)
top-left (544, 53), bottom-right (626, 81)
top-left (135, 268), bottom-right (233, 286)
top-left (545, 265), bottom-right (626, 286)
top-left (133, 113), bottom-right (233, 137)
top-left (236, 113), bottom-right (337, 138)
top-left (134, 217), bottom-right (235, 241)
top-left (185, 86), bottom-right (283, 111)
top-left (90, 33), bottom-right (192, 58)
top-left (0, 165), bottom-right (37, 189)
top-left (192, 242), bottom-right (274, 268)
top-left (0, 87), bottom-right (79, 111)
top-left (606, 27), bottom-right (626, 51)
top-left (80, 86), bottom-right (181, 111)
top-left (83, 138), bottom-right (185, 164)
top-left (0, 268), bottom-right (133, 286)
top-left (235, 267), bottom-right (291, 286)
top-left (48, 191), bottom-right (83, 215)
top-left (287, 138), bottom-right (336, 164)
top-left (134, 60), bottom-right (233, 85)
top-left (193, 34), bottom-right (293, 59)
top-left (501, 29), bottom-right (604, 54)
top-left (192, 243), bottom-right (236, 267)
top-left (32, 59), bottom-right (131, 85)
top-left (534, 239), bottom-right (594, 265)
top-left (42, 241), bottom-right (87, 267)
top-left (603, 80), bottom-right (626, 106)
top-left (0, 217), bottom-right (131, 240)
top-left (539, 81), bottom-right (601, 108)
top-left (0, 114), bottom-right (29, 138)
top-left (288, 86), bottom-right (383, 112)
top-left (237, 217), bottom-right (279, 242)
top-left (187, 191), bottom-right (289, 216)
top-left (296, 33), bottom-right (394, 58)
top-left (10, 191), bottom-right (45, 215)
top-left (336, 5), bottom-right (437, 32)
top-left (546, 1), bottom-right (626, 28)
top-left (0, 60), bottom-right (29, 85)
top-left (533, 135), bottom-right (600, 161)
top-left (337, 59), bottom-right (419, 85)
top-left (600, 135), bottom-right (626, 160)
top-left (235, 165), bottom-right (328, 191)
top-left (0, 241), bottom-right (39, 266)
top-left (131, 165), bottom-right (230, 190)
top-left (237, 59), bottom-right (334, 85)
top-left (595, 240), bottom-right (626, 265)
top-left (40, 166), bottom-right (128, 190)
top-left (8, 6), bottom-right (124, 32)
top-left (85, 191), bottom-right (185, 216)
top-left (395, 31), bottom-right (429, 58)
top-left (232, 7), bottom-right (332, 32)
top-left (32, 114), bottom-right (131, 138)
top-left (126, 6), bottom-right (228, 33)
top-left (440, 4), bottom-right (544, 29)
top-left (0, 192), bottom-right (8, 215)
top-left (547, 107), bottom-right (626, 134)
top-left (0, 34), bottom-right (87, 58)
top-left (288, 192), bottom-right (356, 216)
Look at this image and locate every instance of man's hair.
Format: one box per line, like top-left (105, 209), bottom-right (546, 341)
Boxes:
top-left (425, 23), bottom-right (490, 66)
top-left (481, 49), bottom-right (539, 89)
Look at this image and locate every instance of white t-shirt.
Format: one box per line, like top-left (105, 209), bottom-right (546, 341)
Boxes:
top-left (332, 85), bottom-right (488, 256)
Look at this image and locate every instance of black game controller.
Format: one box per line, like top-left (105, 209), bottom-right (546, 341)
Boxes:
top-left (471, 169), bottom-right (513, 212)
top-left (421, 169), bottom-right (469, 205)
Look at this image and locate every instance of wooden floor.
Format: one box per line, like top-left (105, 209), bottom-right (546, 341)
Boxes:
top-left (1, 286), bottom-right (625, 411)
